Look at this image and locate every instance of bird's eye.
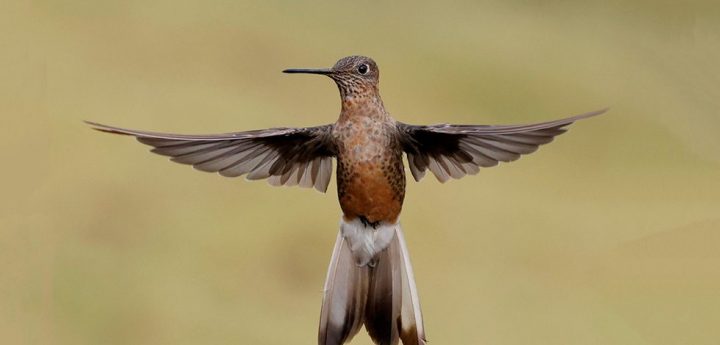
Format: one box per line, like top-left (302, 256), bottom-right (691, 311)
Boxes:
top-left (357, 64), bottom-right (369, 75)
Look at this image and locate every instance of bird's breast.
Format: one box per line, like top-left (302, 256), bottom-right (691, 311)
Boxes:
top-left (333, 118), bottom-right (406, 224)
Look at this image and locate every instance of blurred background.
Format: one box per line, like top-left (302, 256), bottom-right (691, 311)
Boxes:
top-left (1, 1), bottom-right (719, 344)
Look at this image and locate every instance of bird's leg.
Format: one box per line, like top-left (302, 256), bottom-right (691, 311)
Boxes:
top-left (358, 215), bottom-right (380, 229)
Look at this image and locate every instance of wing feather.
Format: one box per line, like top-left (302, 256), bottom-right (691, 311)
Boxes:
top-left (86, 121), bottom-right (337, 192)
top-left (397, 109), bottom-right (606, 182)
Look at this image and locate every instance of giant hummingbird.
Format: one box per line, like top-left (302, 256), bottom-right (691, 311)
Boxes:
top-left (87, 55), bottom-right (606, 345)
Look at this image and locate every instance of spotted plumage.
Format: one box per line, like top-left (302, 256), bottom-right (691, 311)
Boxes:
top-left (87, 55), bottom-right (606, 345)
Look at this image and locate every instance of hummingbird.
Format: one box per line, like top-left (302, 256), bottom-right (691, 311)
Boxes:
top-left (87, 55), bottom-right (606, 345)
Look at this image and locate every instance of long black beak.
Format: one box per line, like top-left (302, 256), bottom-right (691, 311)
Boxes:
top-left (282, 68), bottom-right (333, 75)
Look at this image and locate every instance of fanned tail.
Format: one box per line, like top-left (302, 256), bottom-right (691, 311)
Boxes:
top-left (319, 219), bottom-right (426, 345)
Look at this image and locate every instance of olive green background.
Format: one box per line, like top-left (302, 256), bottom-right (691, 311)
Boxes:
top-left (2, 1), bottom-right (719, 344)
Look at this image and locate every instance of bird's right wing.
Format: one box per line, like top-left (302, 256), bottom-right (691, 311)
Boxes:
top-left (396, 109), bottom-right (606, 182)
top-left (86, 122), bottom-right (337, 192)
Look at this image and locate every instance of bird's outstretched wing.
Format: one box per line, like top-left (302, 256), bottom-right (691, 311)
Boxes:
top-left (396, 109), bottom-right (607, 182)
top-left (86, 122), bottom-right (337, 192)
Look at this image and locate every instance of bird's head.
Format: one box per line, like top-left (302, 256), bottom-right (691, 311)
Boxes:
top-left (284, 56), bottom-right (380, 100)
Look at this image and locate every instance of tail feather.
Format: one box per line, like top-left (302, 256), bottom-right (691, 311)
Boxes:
top-left (318, 231), bottom-right (369, 345)
top-left (396, 226), bottom-right (426, 345)
top-left (319, 219), bottom-right (425, 345)
top-left (364, 241), bottom-right (402, 344)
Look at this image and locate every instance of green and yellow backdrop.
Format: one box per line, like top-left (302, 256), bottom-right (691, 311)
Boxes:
top-left (2, 1), bottom-right (719, 344)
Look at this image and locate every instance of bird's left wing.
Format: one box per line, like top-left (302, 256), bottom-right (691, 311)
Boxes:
top-left (86, 122), bottom-right (337, 192)
top-left (396, 109), bottom-right (606, 182)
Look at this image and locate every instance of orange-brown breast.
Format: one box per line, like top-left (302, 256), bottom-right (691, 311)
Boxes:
top-left (339, 161), bottom-right (403, 223)
top-left (333, 115), bottom-right (406, 224)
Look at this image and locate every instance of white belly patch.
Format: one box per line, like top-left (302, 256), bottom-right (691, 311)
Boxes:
top-left (340, 218), bottom-right (397, 266)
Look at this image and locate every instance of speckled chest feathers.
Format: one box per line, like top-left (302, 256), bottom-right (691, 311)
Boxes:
top-left (332, 98), bottom-right (405, 225)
